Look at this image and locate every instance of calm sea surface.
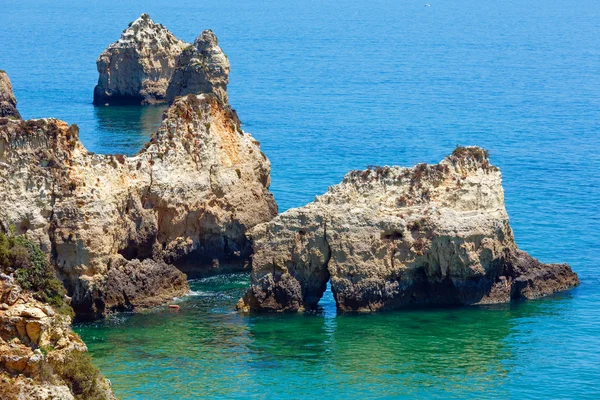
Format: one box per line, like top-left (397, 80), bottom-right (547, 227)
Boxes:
top-left (1, 0), bottom-right (599, 398)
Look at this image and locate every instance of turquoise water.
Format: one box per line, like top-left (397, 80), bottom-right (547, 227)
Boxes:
top-left (74, 275), bottom-right (595, 399)
top-left (2, 0), bottom-right (599, 398)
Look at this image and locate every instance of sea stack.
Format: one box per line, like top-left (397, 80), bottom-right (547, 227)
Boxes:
top-left (1, 70), bottom-right (277, 319)
top-left (93, 13), bottom-right (230, 105)
top-left (0, 71), bottom-right (21, 119)
top-left (166, 30), bottom-right (230, 104)
top-left (237, 147), bottom-right (579, 313)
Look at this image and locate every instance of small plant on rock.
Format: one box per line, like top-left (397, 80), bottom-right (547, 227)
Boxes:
top-left (0, 231), bottom-right (72, 316)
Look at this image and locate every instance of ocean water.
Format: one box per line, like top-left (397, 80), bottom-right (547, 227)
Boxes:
top-left (1, 0), bottom-right (599, 398)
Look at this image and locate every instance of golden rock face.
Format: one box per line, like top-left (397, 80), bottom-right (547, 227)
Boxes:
top-left (0, 93), bottom-right (276, 319)
top-left (0, 274), bottom-right (116, 399)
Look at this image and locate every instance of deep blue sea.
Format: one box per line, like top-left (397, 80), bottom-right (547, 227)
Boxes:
top-left (1, 0), bottom-right (599, 398)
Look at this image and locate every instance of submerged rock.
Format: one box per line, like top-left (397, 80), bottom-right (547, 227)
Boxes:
top-left (1, 80), bottom-right (277, 319)
top-left (0, 71), bottom-right (21, 119)
top-left (93, 13), bottom-right (230, 105)
top-left (238, 147), bottom-right (579, 313)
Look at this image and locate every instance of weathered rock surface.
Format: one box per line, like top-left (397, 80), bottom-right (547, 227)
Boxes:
top-left (93, 13), bottom-right (230, 105)
top-left (1, 87), bottom-right (277, 319)
top-left (0, 274), bottom-right (116, 400)
top-left (238, 147), bottom-right (579, 313)
top-left (166, 30), bottom-right (230, 104)
top-left (0, 71), bottom-right (21, 119)
top-left (93, 13), bottom-right (186, 105)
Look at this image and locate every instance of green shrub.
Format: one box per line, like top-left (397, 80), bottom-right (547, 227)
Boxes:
top-left (39, 345), bottom-right (55, 356)
top-left (52, 351), bottom-right (108, 400)
top-left (0, 231), bottom-right (72, 316)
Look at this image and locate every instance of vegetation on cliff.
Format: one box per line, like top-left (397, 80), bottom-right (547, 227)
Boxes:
top-left (0, 232), bottom-right (115, 399)
top-left (0, 231), bottom-right (71, 316)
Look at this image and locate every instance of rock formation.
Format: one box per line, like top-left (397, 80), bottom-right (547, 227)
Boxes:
top-left (0, 273), bottom-right (115, 399)
top-left (166, 30), bottom-right (230, 104)
top-left (0, 71), bottom-right (21, 119)
top-left (238, 147), bottom-right (579, 313)
top-left (1, 72), bottom-right (277, 319)
top-left (93, 14), bottom-right (230, 105)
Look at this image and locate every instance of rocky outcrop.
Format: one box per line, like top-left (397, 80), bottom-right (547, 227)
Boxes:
top-left (0, 71), bottom-right (21, 119)
top-left (238, 147), bottom-right (579, 313)
top-left (93, 13), bottom-right (186, 105)
top-left (1, 88), bottom-right (277, 319)
top-left (166, 30), bottom-right (230, 104)
top-left (93, 14), bottom-right (230, 105)
top-left (0, 274), bottom-right (116, 400)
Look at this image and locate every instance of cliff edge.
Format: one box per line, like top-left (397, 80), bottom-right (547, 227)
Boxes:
top-left (1, 73), bottom-right (277, 320)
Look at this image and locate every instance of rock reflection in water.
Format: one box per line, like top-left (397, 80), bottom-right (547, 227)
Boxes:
top-left (88, 105), bottom-right (166, 155)
top-left (75, 273), bottom-right (571, 399)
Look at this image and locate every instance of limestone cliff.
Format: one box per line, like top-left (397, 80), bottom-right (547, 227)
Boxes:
top-left (1, 89), bottom-right (277, 319)
top-left (93, 14), bottom-right (229, 105)
top-left (0, 71), bottom-right (21, 119)
top-left (0, 268), bottom-right (115, 399)
top-left (238, 147), bottom-right (579, 312)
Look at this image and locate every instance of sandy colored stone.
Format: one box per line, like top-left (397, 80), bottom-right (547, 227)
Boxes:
top-left (239, 147), bottom-right (579, 313)
top-left (21, 307), bottom-right (46, 319)
top-left (7, 286), bottom-right (21, 305)
top-left (1, 90), bottom-right (276, 319)
top-left (94, 13), bottom-right (230, 105)
top-left (0, 71), bottom-right (21, 119)
top-left (2, 354), bottom-right (28, 373)
top-left (1, 374), bottom-right (76, 400)
top-left (25, 321), bottom-right (42, 344)
top-left (0, 278), bottom-right (116, 399)
top-left (15, 320), bottom-right (27, 339)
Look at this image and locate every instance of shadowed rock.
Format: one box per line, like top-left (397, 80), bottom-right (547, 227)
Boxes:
top-left (0, 71), bottom-right (21, 119)
top-left (238, 147), bottom-right (579, 313)
top-left (1, 84), bottom-right (277, 319)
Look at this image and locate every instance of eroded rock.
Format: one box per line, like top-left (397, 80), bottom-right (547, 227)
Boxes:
top-left (166, 30), bottom-right (230, 104)
top-left (1, 86), bottom-right (277, 319)
top-left (238, 147), bottom-right (579, 313)
top-left (93, 13), bottom-right (230, 105)
top-left (0, 71), bottom-right (21, 119)
top-left (0, 277), bottom-right (115, 400)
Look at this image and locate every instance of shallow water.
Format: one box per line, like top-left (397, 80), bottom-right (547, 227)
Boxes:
top-left (74, 274), bottom-right (599, 399)
top-left (2, 0), bottom-right (600, 397)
